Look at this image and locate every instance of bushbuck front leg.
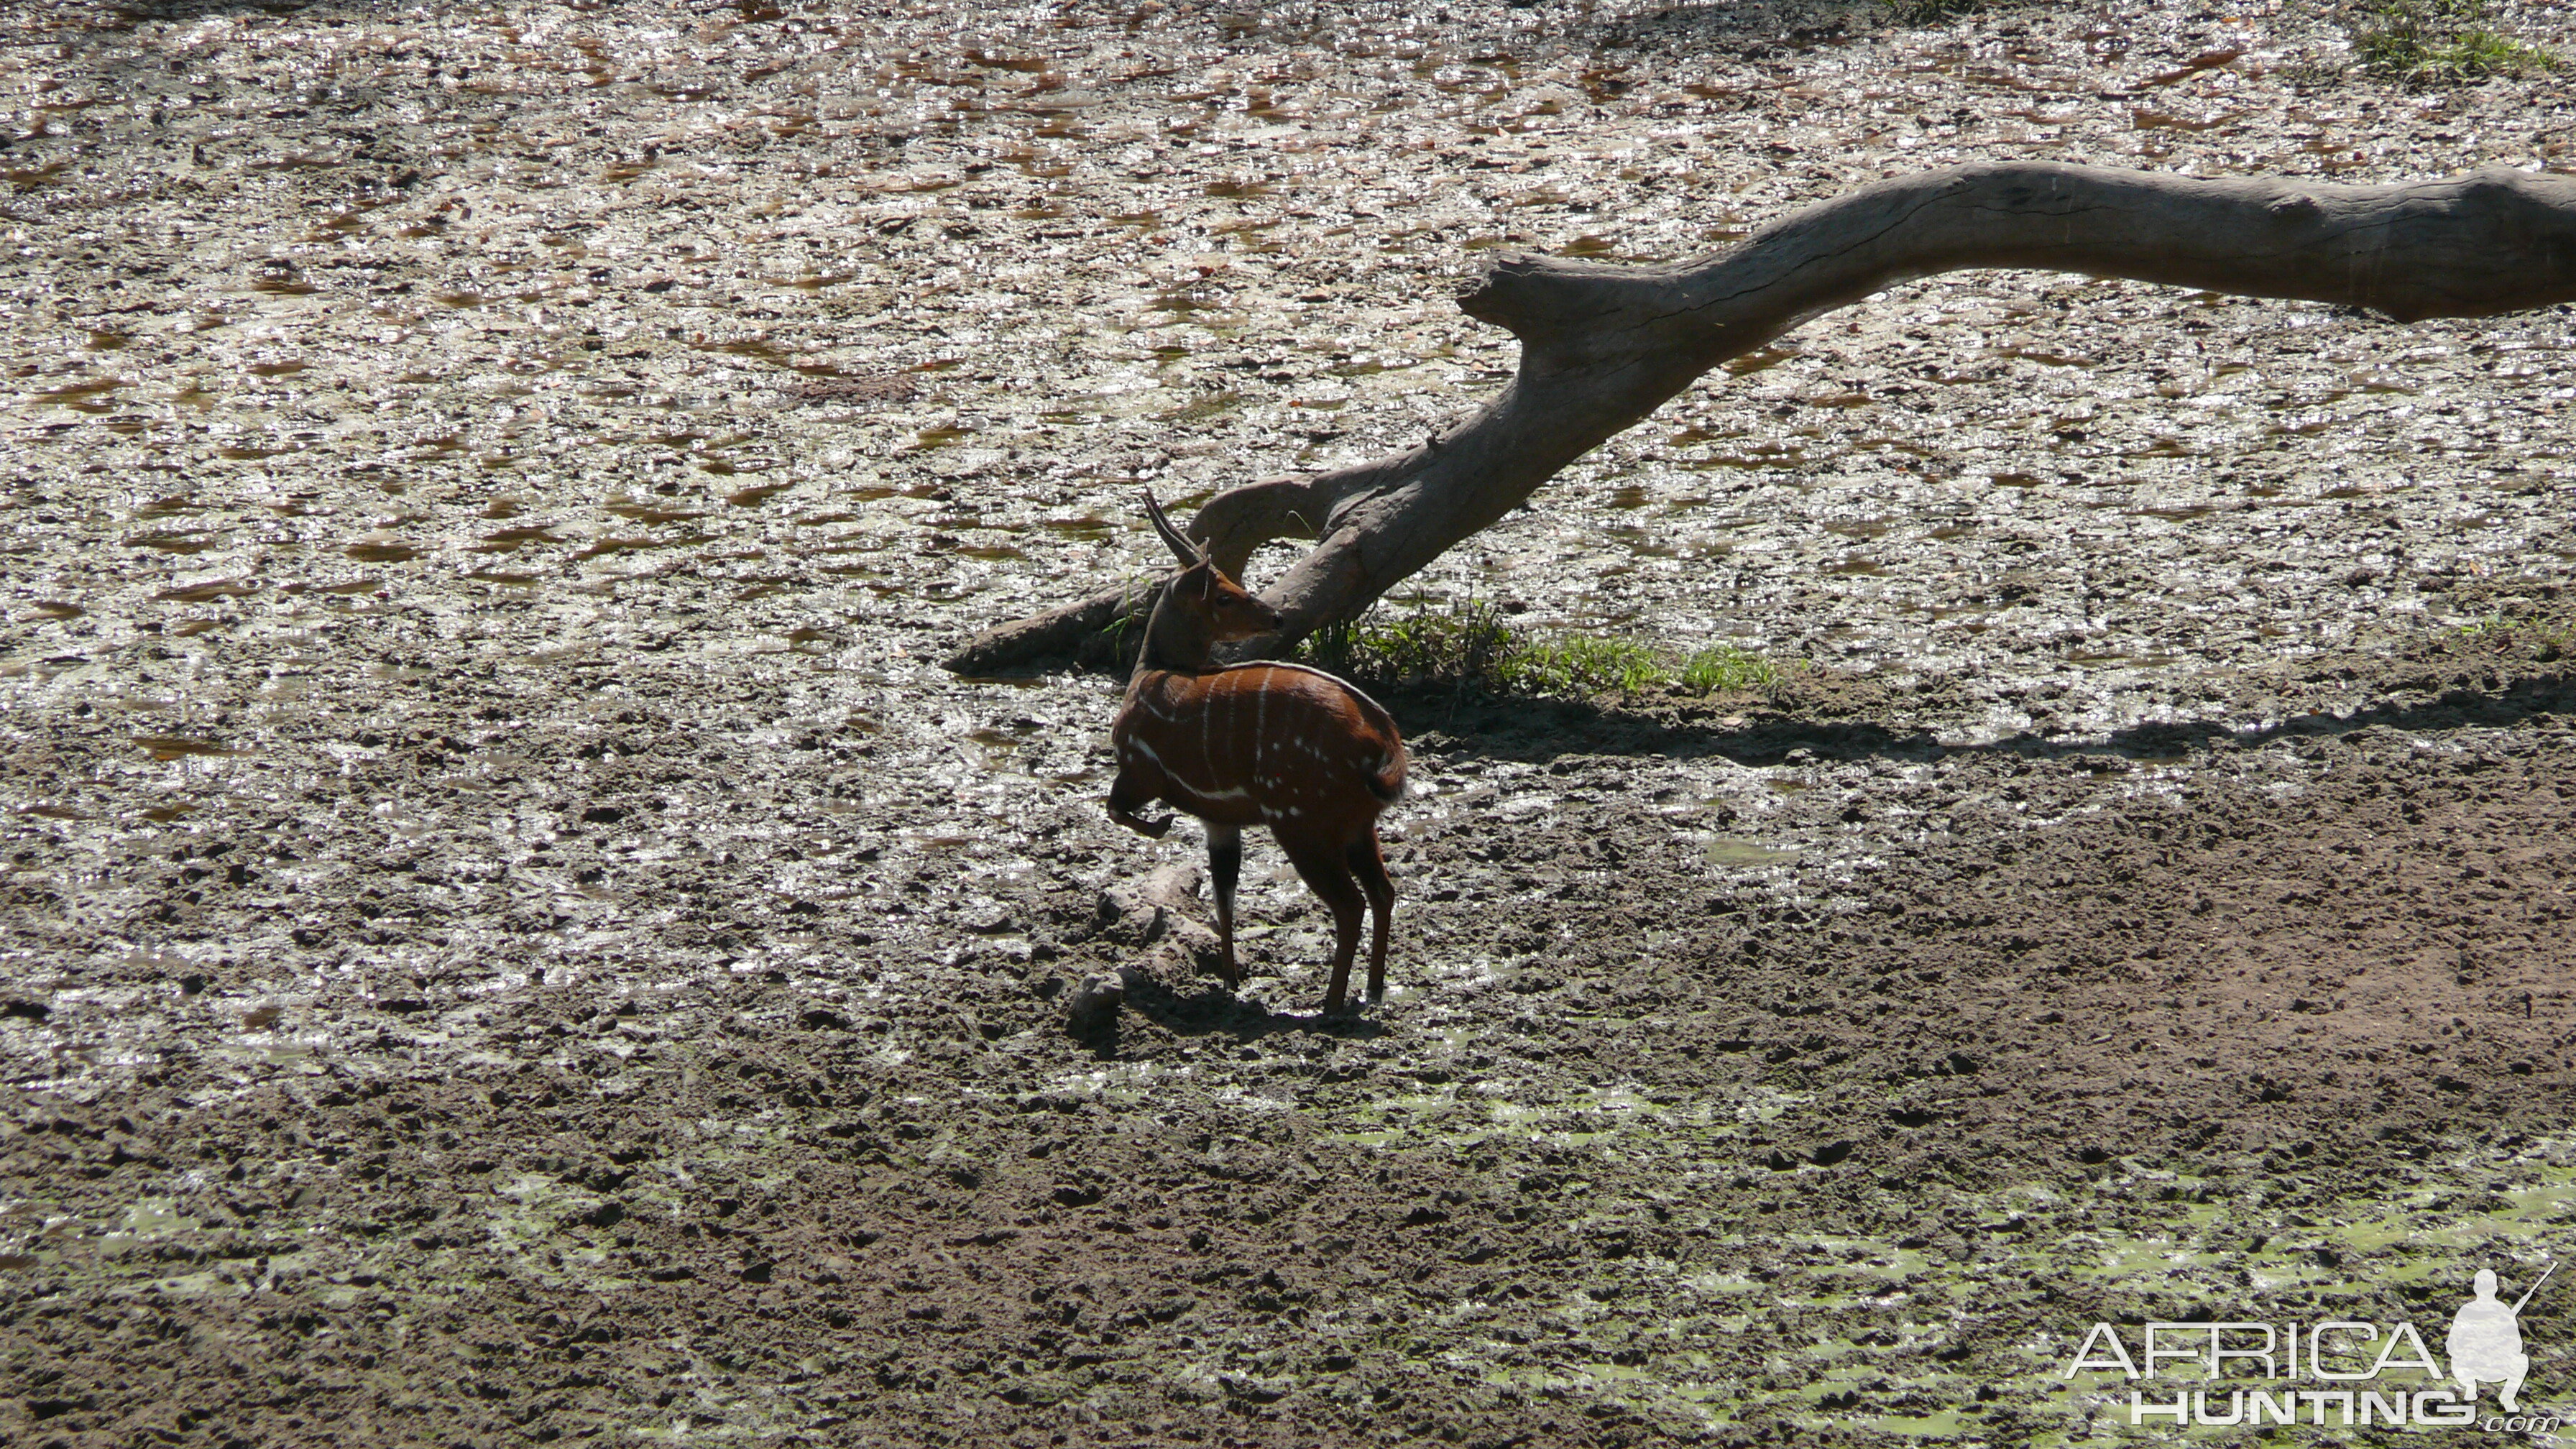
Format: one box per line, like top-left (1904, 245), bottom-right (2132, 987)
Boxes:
top-left (1105, 766), bottom-right (1172, 839)
top-left (1206, 822), bottom-right (1243, 987)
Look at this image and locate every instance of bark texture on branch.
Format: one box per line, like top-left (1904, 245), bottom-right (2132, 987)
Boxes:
top-left (945, 162), bottom-right (2576, 676)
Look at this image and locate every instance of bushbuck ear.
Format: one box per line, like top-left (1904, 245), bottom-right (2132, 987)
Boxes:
top-left (1144, 489), bottom-right (1206, 568)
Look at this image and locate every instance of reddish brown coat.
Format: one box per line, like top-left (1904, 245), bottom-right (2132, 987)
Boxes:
top-left (1111, 662), bottom-right (1406, 834)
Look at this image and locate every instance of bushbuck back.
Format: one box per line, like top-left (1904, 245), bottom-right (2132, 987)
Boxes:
top-left (1106, 492), bottom-right (1408, 1015)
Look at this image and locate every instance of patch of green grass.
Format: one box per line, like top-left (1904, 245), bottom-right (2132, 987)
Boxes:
top-left (2350, 0), bottom-right (2557, 83)
top-left (1300, 596), bottom-right (1788, 702)
top-left (1303, 596), bottom-right (1519, 689)
top-left (2454, 613), bottom-right (2576, 656)
top-left (1092, 573), bottom-right (1162, 664)
top-left (1503, 635), bottom-right (1665, 696)
top-left (1679, 643), bottom-right (1783, 694)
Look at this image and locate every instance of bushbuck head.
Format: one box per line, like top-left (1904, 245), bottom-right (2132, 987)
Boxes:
top-left (1140, 491), bottom-right (1279, 667)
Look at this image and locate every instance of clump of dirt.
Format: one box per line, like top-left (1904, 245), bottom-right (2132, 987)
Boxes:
top-left (4, 0), bottom-right (2574, 1444)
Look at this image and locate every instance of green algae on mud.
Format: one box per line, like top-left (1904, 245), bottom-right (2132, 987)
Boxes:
top-left (1095, 1062), bottom-right (2576, 1440)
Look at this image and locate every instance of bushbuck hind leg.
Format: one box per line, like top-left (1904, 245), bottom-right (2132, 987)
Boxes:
top-left (1284, 838), bottom-right (1368, 1016)
top-left (1346, 832), bottom-right (1395, 1003)
top-left (1206, 823), bottom-right (1243, 988)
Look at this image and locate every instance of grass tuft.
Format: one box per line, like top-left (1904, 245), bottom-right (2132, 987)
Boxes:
top-left (2454, 613), bottom-right (2576, 657)
top-left (1303, 597), bottom-right (1519, 688)
top-left (1092, 573), bottom-right (1163, 665)
top-left (1504, 635), bottom-right (1668, 696)
top-left (2350, 0), bottom-right (2556, 83)
top-left (1300, 596), bottom-right (1788, 702)
top-left (1679, 643), bottom-right (1784, 694)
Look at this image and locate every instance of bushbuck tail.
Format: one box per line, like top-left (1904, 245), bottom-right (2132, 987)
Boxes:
top-left (1106, 492), bottom-right (1408, 1015)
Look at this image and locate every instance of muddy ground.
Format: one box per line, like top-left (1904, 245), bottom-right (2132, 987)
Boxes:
top-left (5, 0), bottom-right (2576, 1443)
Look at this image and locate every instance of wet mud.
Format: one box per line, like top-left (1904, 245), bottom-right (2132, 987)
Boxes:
top-left (4, 0), bottom-right (2575, 1444)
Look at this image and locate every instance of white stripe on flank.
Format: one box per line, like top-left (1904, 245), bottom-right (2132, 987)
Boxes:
top-left (1255, 666), bottom-right (1272, 772)
top-left (1220, 680), bottom-right (1237, 798)
top-left (1135, 723), bottom-right (1251, 807)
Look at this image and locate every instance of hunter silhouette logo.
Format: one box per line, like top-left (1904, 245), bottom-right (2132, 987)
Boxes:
top-left (2449, 1263), bottom-right (2552, 1413)
top-left (2061, 1261), bottom-right (2558, 1431)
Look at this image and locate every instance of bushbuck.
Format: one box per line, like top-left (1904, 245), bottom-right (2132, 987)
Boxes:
top-left (1107, 493), bottom-right (1407, 1015)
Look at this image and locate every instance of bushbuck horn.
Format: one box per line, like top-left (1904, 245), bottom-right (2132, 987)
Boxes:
top-left (1143, 489), bottom-right (1205, 567)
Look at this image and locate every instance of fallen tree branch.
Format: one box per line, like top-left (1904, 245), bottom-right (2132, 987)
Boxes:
top-left (946, 161), bottom-right (2576, 676)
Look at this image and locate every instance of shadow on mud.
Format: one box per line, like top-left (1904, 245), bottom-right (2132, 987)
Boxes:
top-left (1077, 972), bottom-right (1392, 1058)
top-left (1394, 661), bottom-right (2576, 769)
